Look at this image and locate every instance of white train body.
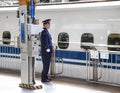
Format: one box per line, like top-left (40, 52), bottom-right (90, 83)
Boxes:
top-left (0, 1), bottom-right (120, 85)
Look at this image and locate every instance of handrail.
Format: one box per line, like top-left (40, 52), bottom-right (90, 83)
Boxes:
top-left (98, 61), bottom-right (102, 80)
top-left (55, 57), bottom-right (64, 75)
top-left (86, 48), bottom-right (120, 86)
top-left (86, 49), bottom-right (102, 81)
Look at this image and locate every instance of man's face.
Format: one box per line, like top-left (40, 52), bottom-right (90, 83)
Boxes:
top-left (44, 22), bottom-right (50, 29)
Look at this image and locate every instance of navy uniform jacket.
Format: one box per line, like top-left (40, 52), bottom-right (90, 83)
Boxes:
top-left (40, 28), bottom-right (52, 54)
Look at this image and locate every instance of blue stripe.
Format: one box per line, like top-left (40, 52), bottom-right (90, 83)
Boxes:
top-left (0, 46), bottom-right (20, 54)
top-left (56, 50), bottom-right (120, 70)
top-left (0, 55), bottom-right (20, 59)
top-left (0, 45), bottom-right (120, 70)
top-left (99, 54), bottom-right (120, 64)
top-left (56, 60), bottom-right (120, 70)
top-left (56, 50), bottom-right (120, 64)
top-left (56, 50), bottom-right (86, 60)
top-left (102, 65), bottom-right (120, 70)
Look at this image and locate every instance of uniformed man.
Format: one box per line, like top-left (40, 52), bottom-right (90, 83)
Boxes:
top-left (40, 19), bottom-right (52, 82)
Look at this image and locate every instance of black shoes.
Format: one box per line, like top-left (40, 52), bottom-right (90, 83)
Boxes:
top-left (41, 79), bottom-right (51, 83)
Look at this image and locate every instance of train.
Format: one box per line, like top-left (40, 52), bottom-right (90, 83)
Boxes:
top-left (0, 0), bottom-right (120, 85)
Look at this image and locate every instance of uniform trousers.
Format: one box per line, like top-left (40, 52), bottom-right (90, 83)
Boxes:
top-left (41, 51), bottom-right (52, 81)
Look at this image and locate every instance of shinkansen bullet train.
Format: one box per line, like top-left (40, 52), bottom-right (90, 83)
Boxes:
top-left (0, 1), bottom-right (120, 85)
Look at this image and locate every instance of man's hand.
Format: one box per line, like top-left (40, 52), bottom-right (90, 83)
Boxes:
top-left (46, 49), bottom-right (50, 52)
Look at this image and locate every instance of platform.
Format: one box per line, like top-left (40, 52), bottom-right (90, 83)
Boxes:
top-left (0, 70), bottom-right (120, 93)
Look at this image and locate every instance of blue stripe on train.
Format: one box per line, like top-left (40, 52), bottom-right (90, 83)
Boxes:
top-left (0, 55), bottom-right (20, 59)
top-left (55, 50), bottom-right (120, 70)
top-left (56, 50), bottom-right (86, 60)
top-left (56, 50), bottom-right (120, 64)
top-left (0, 46), bottom-right (120, 70)
top-left (99, 54), bottom-right (120, 64)
top-left (0, 46), bottom-right (20, 54)
top-left (0, 45), bottom-right (119, 64)
top-left (56, 60), bottom-right (120, 70)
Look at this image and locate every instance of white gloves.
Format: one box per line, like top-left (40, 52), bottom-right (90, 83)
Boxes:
top-left (46, 49), bottom-right (50, 52)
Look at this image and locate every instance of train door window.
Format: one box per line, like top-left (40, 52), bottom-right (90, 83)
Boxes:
top-left (58, 32), bottom-right (69, 49)
top-left (108, 33), bottom-right (120, 51)
top-left (81, 33), bottom-right (94, 50)
top-left (2, 31), bottom-right (11, 44)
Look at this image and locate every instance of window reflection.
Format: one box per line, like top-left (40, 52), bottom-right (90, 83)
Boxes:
top-left (108, 33), bottom-right (120, 51)
top-left (2, 31), bottom-right (11, 44)
top-left (58, 32), bottom-right (69, 49)
top-left (81, 33), bottom-right (94, 50)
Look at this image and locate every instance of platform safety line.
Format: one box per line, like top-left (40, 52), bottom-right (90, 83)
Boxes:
top-left (19, 83), bottom-right (42, 90)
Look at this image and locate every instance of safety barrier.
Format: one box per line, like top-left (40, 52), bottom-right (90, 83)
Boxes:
top-left (50, 44), bottom-right (64, 77)
top-left (85, 44), bottom-right (120, 86)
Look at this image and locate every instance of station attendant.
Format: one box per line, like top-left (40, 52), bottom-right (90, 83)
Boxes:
top-left (40, 19), bottom-right (52, 82)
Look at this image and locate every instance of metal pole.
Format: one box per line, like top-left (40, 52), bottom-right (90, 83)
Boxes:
top-left (93, 59), bottom-right (98, 81)
top-left (50, 45), bottom-right (55, 77)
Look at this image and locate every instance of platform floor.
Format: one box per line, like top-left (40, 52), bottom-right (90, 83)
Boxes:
top-left (0, 70), bottom-right (120, 93)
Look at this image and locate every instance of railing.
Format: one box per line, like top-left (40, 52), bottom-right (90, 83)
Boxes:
top-left (84, 43), bottom-right (120, 86)
top-left (50, 43), bottom-right (64, 78)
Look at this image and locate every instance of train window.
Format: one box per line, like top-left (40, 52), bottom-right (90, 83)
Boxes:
top-left (108, 33), bottom-right (120, 51)
top-left (2, 31), bottom-right (11, 44)
top-left (81, 33), bottom-right (94, 50)
top-left (58, 32), bottom-right (69, 49)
